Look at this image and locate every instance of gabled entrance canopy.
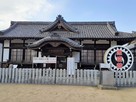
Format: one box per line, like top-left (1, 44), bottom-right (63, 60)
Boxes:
top-left (27, 33), bottom-right (83, 50)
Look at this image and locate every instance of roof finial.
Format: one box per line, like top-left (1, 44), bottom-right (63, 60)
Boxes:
top-left (57, 15), bottom-right (63, 20)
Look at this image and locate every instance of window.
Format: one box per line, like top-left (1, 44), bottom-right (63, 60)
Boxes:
top-left (81, 50), bottom-right (94, 64)
top-left (88, 50), bottom-right (94, 63)
top-left (96, 50), bottom-right (106, 64)
top-left (11, 49), bottom-right (23, 62)
top-left (81, 44), bottom-right (109, 64)
top-left (25, 49), bottom-right (37, 62)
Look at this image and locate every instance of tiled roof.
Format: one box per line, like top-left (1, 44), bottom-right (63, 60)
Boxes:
top-left (40, 15), bottom-right (78, 33)
top-left (0, 16), bottom-right (136, 40)
top-left (27, 33), bottom-right (83, 49)
top-left (0, 31), bottom-right (3, 35)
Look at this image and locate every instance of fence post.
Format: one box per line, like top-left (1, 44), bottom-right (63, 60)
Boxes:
top-left (133, 71), bottom-right (136, 86)
top-left (42, 68), bottom-right (45, 84)
top-left (18, 68), bottom-right (21, 83)
top-left (11, 68), bottom-right (14, 83)
top-left (8, 68), bottom-right (12, 83)
top-left (5, 68), bottom-right (8, 83)
top-left (2, 68), bottom-right (5, 83)
top-left (0, 68), bottom-right (2, 83)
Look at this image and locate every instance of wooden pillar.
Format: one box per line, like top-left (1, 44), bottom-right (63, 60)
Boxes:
top-left (9, 39), bottom-right (11, 61)
top-left (37, 51), bottom-right (39, 57)
top-left (79, 39), bottom-right (82, 63)
top-left (22, 39), bottom-right (25, 61)
top-left (69, 48), bottom-right (72, 57)
top-left (109, 40), bottom-right (111, 47)
top-left (76, 39), bottom-right (82, 68)
top-left (94, 40), bottom-right (96, 64)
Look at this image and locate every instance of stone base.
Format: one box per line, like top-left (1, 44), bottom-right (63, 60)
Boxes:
top-left (98, 85), bottom-right (118, 90)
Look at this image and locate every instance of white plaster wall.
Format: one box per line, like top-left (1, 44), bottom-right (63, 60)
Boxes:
top-left (0, 44), bottom-right (2, 63)
top-left (82, 40), bottom-right (109, 45)
top-left (11, 39), bottom-right (23, 43)
top-left (111, 41), bottom-right (117, 46)
top-left (4, 40), bottom-right (9, 47)
top-left (3, 49), bottom-right (9, 62)
top-left (81, 40), bottom-right (94, 45)
top-left (72, 52), bottom-right (80, 62)
top-left (38, 52), bottom-right (42, 57)
top-left (96, 40), bottom-right (109, 44)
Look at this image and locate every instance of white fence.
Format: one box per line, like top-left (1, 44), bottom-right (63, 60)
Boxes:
top-left (115, 71), bottom-right (136, 87)
top-left (0, 68), bottom-right (99, 86)
top-left (1, 68), bottom-right (136, 87)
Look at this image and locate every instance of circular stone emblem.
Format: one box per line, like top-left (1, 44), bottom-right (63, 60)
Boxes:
top-left (104, 46), bottom-right (134, 72)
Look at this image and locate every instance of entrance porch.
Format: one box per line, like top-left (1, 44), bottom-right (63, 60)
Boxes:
top-left (27, 33), bottom-right (82, 69)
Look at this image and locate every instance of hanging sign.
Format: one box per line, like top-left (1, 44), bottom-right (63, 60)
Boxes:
top-left (104, 46), bottom-right (134, 72)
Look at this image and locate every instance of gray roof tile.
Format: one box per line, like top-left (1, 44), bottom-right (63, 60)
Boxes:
top-left (0, 19), bottom-right (135, 39)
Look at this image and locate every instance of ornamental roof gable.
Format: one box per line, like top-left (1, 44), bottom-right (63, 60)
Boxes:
top-left (39, 15), bottom-right (78, 33)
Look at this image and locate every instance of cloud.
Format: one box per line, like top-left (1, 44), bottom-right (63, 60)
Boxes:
top-left (0, 0), bottom-right (57, 30)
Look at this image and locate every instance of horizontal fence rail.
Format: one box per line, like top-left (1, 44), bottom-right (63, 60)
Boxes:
top-left (0, 68), bottom-right (99, 86)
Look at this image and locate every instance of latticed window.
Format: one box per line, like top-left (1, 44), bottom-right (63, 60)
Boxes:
top-left (81, 50), bottom-right (87, 63)
top-left (81, 44), bottom-right (109, 64)
top-left (25, 49), bottom-right (37, 62)
top-left (81, 50), bottom-right (94, 64)
top-left (96, 50), bottom-right (106, 64)
top-left (11, 49), bottom-right (23, 62)
top-left (88, 50), bottom-right (94, 64)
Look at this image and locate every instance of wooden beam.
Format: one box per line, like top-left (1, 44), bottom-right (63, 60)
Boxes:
top-left (9, 39), bottom-right (11, 61)
top-left (22, 39), bottom-right (25, 61)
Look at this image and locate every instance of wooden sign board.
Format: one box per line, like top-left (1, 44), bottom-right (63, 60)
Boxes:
top-left (33, 57), bottom-right (56, 63)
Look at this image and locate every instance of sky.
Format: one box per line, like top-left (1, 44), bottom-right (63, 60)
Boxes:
top-left (0, 0), bottom-right (136, 32)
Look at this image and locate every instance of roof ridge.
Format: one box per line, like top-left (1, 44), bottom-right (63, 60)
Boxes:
top-left (11, 21), bottom-right (51, 25)
top-left (10, 21), bottom-right (115, 25)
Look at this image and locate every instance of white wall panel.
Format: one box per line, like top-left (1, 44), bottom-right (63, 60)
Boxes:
top-left (72, 52), bottom-right (80, 62)
top-left (11, 39), bottom-right (23, 43)
top-left (111, 41), bottom-right (117, 46)
top-left (3, 49), bottom-right (9, 62)
top-left (96, 40), bottom-right (109, 44)
top-left (0, 44), bottom-right (2, 62)
top-left (82, 40), bottom-right (94, 44)
top-left (4, 40), bottom-right (9, 47)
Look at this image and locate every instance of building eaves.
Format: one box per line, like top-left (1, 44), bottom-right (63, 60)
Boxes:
top-left (27, 33), bottom-right (83, 49)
